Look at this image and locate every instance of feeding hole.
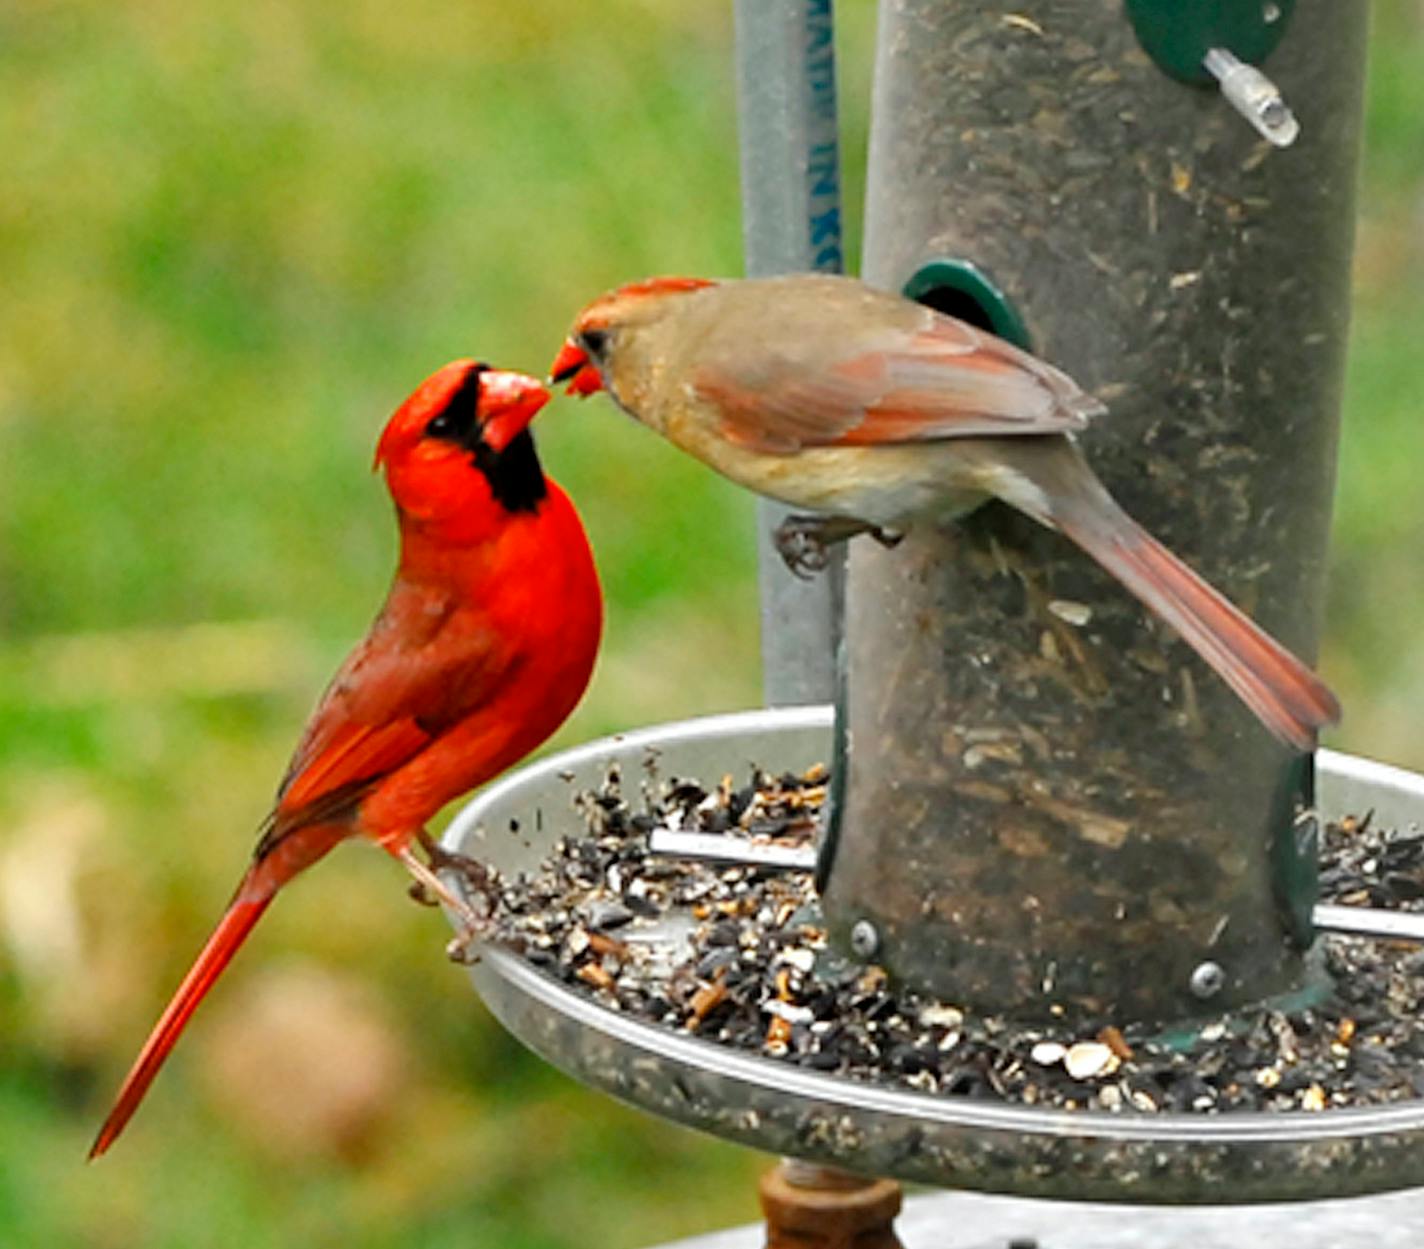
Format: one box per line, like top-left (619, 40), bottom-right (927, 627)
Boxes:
top-left (902, 258), bottom-right (1033, 351)
top-left (912, 282), bottom-right (998, 334)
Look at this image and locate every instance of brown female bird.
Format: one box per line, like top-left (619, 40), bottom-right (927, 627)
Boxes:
top-left (551, 272), bottom-right (1337, 751)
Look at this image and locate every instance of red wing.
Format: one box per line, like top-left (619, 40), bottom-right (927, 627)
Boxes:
top-left (694, 317), bottom-right (1103, 454)
top-left (273, 582), bottom-right (513, 827)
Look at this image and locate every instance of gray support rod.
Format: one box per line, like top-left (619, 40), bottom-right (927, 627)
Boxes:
top-left (822, 0), bottom-right (1367, 1023)
top-left (733, 0), bottom-right (845, 707)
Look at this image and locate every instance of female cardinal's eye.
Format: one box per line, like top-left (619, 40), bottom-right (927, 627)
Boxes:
top-left (579, 328), bottom-right (609, 358)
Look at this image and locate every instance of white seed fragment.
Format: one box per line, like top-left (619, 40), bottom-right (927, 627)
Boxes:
top-left (763, 1000), bottom-right (814, 1025)
top-left (1001, 12), bottom-right (1045, 36)
top-left (918, 1004), bottom-right (965, 1030)
top-left (1064, 1041), bottom-right (1119, 1080)
top-left (779, 947), bottom-right (817, 974)
top-left (1048, 598), bottom-right (1093, 626)
top-left (1254, 1065), bottom-right (1282, 1089)
top-left (1030, 1041), bottom-right (1068, 1066)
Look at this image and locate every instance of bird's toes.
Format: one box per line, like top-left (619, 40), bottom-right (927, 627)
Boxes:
top-left (443, 905), bottom-right (499, 963)
top-left (441, 848), bottom-right (495, 893)
top-left (445, 929), bottom-right (485, 965)
top-left (773, 520), bottom-right (830, 579)
top-left (407, 880), bottom-right (439, 908)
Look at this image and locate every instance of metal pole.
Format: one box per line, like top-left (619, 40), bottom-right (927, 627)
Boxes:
top-left (733, 0), bottom-right (845, 707)
top-left (822, 0), bottom-right (1367, 1022)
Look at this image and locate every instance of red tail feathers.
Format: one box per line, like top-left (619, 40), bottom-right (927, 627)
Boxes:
top-left (1059, 513), bottom-right (1339, 751)
top-left (88, 886), bottom-right (273, 1160)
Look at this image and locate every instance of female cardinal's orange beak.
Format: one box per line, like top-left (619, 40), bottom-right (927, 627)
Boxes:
top-left (549, 339), bottom-right (605, 398)
top-left (478, 369), bottom-right (552, 453)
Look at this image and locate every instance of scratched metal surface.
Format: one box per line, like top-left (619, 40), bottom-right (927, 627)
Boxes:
top-left (445, 707), bottom-right (1424, 1204)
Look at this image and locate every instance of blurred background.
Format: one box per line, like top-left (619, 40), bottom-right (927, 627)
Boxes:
top-left (0, 3), bottom-right (1420, 1245)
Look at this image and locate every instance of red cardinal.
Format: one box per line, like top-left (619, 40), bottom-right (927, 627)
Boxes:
top-left (89, 362), bottom-right (602, 1158)
top-left (551, 272), bottom-right (1337, 751)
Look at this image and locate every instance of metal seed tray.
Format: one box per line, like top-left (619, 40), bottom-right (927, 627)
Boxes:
top-left (443, 706), bottom-right (1424, 1204)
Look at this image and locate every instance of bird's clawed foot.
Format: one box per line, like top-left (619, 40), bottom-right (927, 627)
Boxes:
top-left (773, 515), bottom-right (903, 579)
top-left (399, 833), bottom-right (498, 965)
top-left (443, 929), bottom-right (484, 966)
top-left (773, 515), bottom-right (850, 579)
top-left (418, 828), bottom-right (498, 898)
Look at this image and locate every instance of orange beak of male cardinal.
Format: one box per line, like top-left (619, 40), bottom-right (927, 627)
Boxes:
top-left (480, 368), bottom-right (554, 452)
top-left (549, 339), bottom-right (606, 397)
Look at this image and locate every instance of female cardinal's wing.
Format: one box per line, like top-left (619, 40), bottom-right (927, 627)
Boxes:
top-left (270, 579), bottom-right (515, 832)
top-left (692, 313), bottom-right (1104, 454)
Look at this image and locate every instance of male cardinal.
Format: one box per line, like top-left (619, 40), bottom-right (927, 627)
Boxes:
top-left (550, 272), bottom-right (1337, 751)
top-left (89, 362), bottom-right (602, 1158)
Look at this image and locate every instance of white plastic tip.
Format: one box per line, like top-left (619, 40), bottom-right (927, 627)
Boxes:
top-left (1203, 46), bottom-right (1300, 148)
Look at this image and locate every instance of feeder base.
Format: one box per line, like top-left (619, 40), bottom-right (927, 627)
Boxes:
top-left (443, 707), bottom-right (1424, 1205)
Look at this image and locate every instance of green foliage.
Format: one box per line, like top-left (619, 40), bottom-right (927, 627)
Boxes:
top-left (0, 1), bottom-right (1420, 1245)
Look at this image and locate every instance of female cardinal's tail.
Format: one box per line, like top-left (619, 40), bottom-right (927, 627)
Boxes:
top-left (1048, 499), bottom-right (1339, 752)
top-left (1071, 518), bottom-right (1338, 750)
top-left (88, 880), bottom-right (273, 1159)
top-left (988, 438), bottom-right (1340, 751)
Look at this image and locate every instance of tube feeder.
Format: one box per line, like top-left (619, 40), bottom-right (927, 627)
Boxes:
top-left (820, 0), bottom-right (1366, 1024)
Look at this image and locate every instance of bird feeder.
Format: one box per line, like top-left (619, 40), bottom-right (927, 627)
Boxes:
top-left (436, 0), bottom-right (1424, 1237)
top-left (820, 0), bottom-right (1365, 1021)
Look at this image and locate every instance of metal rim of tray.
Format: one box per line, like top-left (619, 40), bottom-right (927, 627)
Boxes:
top-left (443, 706), bottom-right (1424, 1203)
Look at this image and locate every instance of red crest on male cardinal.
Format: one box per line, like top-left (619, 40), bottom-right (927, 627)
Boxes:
top-left (89, 361), bottom-right (602, 1158)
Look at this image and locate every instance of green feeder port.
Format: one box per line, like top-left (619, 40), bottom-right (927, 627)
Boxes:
top-left (901, 259), bottom-right (1033, 352)
top-left (1125, 0), bottom-right (1297, 83)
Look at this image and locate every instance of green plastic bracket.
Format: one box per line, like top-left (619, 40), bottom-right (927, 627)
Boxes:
top-left (1269, 752), bottom-right (1320, 948)
top-left (1125, 0), bottom-right (1297, 84)
top-left (814, 634), bottom-right (850, 893)
top-left (902, 258), bottom-right (1033, 352)
top-left (822, 258), bottom-right (1028, 887)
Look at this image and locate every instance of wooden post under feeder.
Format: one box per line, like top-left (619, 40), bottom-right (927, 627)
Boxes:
top-left (818, 0), bottom-right (1368, 1024)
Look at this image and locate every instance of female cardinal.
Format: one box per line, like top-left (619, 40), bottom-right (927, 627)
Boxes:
top-left (89, 362), bottom-right (602, 1158)
top-left (550, 272), bottom-right (1337, 751)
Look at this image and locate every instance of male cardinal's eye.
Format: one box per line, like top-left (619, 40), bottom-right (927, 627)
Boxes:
top-left (579, 328), bottom-right (609, 359)
top-left (425, 366), bottom-right (484, 443)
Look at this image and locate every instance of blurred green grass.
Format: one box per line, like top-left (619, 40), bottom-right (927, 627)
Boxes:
top-left (0, 2), bottom-right (1420, 1245)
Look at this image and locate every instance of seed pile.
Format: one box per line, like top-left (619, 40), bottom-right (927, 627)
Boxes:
top-left (487, 764), bottom-right (1424, 1115)
top-left (1322, 811), bottom-right (1424, 911)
